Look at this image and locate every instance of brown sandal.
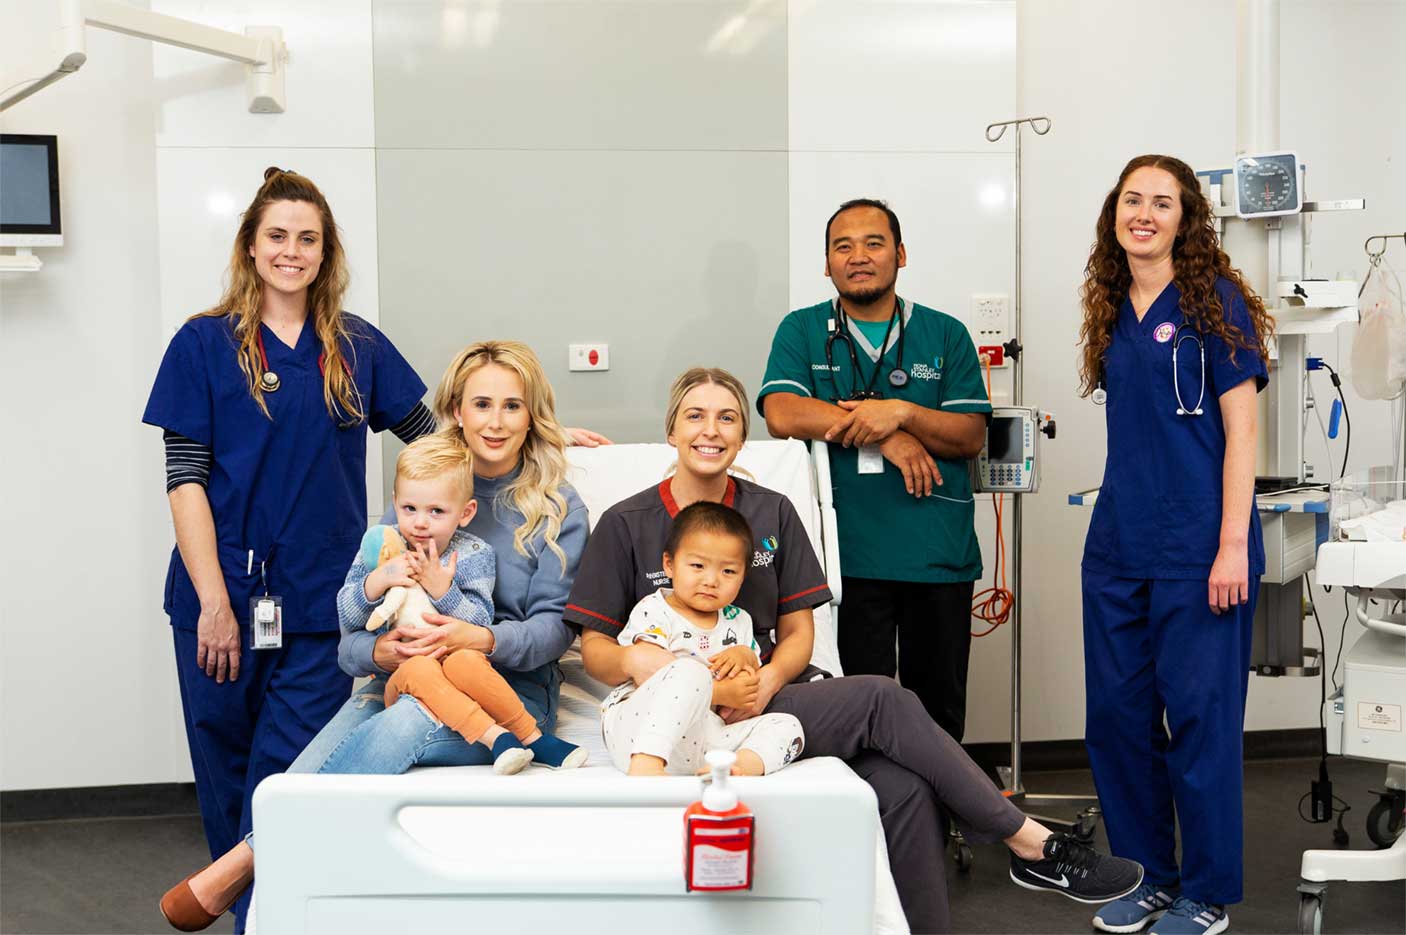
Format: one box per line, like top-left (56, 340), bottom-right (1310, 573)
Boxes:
top-left (159, 870), bottom-right (233, 932)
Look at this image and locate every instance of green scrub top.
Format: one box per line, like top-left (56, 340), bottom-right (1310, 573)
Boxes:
top-left (757, 297), bottom-right (992, 584)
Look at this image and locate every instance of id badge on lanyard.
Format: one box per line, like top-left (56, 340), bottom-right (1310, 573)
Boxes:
top-left (248, 549), bottom-right (284, 650)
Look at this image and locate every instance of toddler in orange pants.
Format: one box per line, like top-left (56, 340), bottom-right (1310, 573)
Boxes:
top-left (338, 434), bottom-right (586, 774)
top-left (386, 651), bottom-right (545, 773)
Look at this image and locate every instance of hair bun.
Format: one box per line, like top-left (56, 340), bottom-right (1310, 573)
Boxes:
top-left (263, 166), bottom-right (283, 182)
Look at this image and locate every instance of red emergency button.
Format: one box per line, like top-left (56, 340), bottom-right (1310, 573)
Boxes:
top-left (588, 349), bottom-right (599, 367)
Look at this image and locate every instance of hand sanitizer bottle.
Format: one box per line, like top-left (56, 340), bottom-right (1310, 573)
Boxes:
top-left (683, 750), bottom-right (755, 892)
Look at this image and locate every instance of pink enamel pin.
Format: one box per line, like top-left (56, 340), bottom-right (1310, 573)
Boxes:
top-left (1154, 322), bottom-right (1175, 343)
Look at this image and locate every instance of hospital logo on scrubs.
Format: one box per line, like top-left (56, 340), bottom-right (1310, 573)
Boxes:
top-left (761, 536), bottom-right (778, 551)
top-left (910, 362), bottom-right (941, 381)
top-left (1154, 322), bottom-right (1175, 343)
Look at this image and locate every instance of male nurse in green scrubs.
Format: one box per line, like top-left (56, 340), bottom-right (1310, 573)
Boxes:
top-left (757, 198), bottom-right (991, 741)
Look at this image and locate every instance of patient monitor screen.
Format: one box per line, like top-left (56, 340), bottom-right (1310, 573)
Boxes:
top-left (0, 138), bottom-right (57, 230)
top-left (988, 416), bottom-right (1022, 464)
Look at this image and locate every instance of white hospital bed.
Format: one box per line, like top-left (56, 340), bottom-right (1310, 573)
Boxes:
top-left (251, 440), bottom-right (909, 935)
top-left (1296, 491), bottom-right (1406, 934)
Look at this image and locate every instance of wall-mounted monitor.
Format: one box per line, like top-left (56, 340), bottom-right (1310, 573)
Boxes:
top-left (1, 134), bottom-right (62, 247)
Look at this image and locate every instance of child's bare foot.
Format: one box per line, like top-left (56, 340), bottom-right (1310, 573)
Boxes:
top-left (628, 753), bottom-right (668, 776)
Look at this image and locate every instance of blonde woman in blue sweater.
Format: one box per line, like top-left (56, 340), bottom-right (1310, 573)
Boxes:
top-left (162, 341), bottom-right (590, 932)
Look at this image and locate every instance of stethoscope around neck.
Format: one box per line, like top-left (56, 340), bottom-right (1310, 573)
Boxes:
top-left (255, 329), bottom-right (350, 394)
top-left (1092, 322), bottom-right (1205, 416)
top-left (824, 299), bottom-right (908, 402)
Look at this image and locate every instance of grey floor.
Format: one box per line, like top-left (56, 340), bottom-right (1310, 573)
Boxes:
top-left (2, 757), bottom-right (1401, 935)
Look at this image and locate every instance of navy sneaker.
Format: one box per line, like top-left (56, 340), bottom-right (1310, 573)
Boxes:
top-left (1147, 898), bottom-right (1228, 935)
top-left (1093, 883), bottom-right (1180, 932)
top-left (1009, 832), bottom-right (1144, 904)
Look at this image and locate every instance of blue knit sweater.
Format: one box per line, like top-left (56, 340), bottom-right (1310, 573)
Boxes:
top-left (335, 527), bottom-right (496, 635)
top-left (338, 467), bottom-right (588, 677)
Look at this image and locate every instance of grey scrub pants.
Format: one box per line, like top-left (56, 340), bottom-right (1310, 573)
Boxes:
top-left (767, 674), bottom-right (1026, 934)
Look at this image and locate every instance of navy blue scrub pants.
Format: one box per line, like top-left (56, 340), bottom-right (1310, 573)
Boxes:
top-left (1081, 572), bottom-right (1259, 906)
top-left (172, 625), bottom-right (348, 931)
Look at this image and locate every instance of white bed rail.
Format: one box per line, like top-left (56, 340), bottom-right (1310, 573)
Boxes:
top-left (253, 758), bottom-right (877, 935)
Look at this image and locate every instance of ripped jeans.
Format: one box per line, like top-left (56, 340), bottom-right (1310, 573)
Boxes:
top-left (247, 664), bottom-right (560, 851)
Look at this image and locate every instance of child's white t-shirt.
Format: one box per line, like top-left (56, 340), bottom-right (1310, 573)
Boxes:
top-left (602, 589), bottom-right (760, 709)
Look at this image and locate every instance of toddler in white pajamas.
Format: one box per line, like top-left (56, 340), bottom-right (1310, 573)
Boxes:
top-left (601, 503), bottom-right (804, 777)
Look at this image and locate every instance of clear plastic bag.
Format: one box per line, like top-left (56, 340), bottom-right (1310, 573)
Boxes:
top-left (1350, 261), bottom-right (1406, 400)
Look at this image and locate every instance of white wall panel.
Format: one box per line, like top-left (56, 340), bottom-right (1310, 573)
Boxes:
top-left (376, 148), bottom-right (788, 452)
top-left (372, 0), bottom-right (787, 150)
top-left (152, 0), bottom-right (376, 149)
top-left (0, 4), bottom-right (187, 790)
top-left (789, 0), bottom-right (1016, 154)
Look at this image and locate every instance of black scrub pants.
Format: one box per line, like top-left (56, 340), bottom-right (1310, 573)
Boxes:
top-left (767, 675), bottom-right (1025, 934)
top-left (837, 577), bottom-right (976, 742)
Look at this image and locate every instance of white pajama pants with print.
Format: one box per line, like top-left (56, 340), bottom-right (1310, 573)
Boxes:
top-left (602, 658), bottom-right (805, 775)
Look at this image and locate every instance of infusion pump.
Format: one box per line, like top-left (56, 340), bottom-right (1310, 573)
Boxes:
top-left (973, 406), bottom-right (1055, 494)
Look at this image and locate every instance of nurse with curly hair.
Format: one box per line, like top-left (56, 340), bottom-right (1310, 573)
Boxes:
top-left (1076, 154), bottom-right (1275, 935)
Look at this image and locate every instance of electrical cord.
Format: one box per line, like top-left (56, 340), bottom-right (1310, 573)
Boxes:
top-left (1319, 362), bottom-right (1352, 477)
top-left (971, 353), bottom-right (1013, 637)
top-left (1306, 579), bottom-right (1329, 759)
top-left (0, 76), bottom-right (45, 97)
top-left (1331, 590), bottom-right (1349, 694)
top-left (1300, 578), bottom-right (1352, 830)
top-left (1298, 791), bottom-right (1352, 824)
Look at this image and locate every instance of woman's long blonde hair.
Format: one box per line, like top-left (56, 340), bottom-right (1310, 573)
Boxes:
top-left (433, 341), bottom-right (571, 564)
top-left (192, 167), bottom-right (362, 423)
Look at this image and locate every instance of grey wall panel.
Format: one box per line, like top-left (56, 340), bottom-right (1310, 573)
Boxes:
top-left (376, 148), bottom-right (788, 480)
top-left (372, 0), bottom-right (787, 151)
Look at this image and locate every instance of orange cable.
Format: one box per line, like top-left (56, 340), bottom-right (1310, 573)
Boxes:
top-left (972, 351), bottom-right (1014, 636)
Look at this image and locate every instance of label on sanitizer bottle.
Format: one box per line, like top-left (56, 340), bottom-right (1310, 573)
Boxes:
top-left (684, 809), bottom-right (754, 891)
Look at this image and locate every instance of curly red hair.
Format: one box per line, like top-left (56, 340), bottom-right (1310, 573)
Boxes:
top-left (1076, 154), bottom-right (1274, 396)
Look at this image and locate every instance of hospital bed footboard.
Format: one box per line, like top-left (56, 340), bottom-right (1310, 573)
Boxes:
top-left (252, 757), bottom-right (877, 935)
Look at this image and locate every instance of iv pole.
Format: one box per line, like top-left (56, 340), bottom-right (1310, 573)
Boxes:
top-left (985, 115), bottom-right (1101, 832)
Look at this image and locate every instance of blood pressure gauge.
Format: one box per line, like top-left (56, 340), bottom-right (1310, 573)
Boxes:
top-left (1233, 151), bottom-right (1301, 218)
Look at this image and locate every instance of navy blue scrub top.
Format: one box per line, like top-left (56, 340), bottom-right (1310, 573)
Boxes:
top-left (143, 313), bottom-right (426, 633)
top-left (1083, 278), bottom-right (1268, 580)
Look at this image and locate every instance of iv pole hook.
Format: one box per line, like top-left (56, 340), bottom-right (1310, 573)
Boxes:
top-left (985, 116), bottom-right (1052, 143)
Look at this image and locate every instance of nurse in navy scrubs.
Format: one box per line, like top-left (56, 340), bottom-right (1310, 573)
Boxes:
top-left (1076, 155), bottom-right (1274, 935)
top-left (143, 168), bottom-right (430, 928)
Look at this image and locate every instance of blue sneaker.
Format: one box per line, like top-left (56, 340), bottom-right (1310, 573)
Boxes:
top-left (1093, 883), bottom-right (1179, 932)
top-left (1147, 897), bottom-right (1228, 935)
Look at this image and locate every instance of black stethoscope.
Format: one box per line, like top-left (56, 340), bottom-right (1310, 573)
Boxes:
top-left (824, 299), bottom-right (908, 401)
top-left (1092, 322), bottom-right (1205, 416)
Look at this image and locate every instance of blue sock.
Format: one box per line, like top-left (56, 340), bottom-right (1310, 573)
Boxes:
top-left (527, 733), bottom-right (587, 769)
